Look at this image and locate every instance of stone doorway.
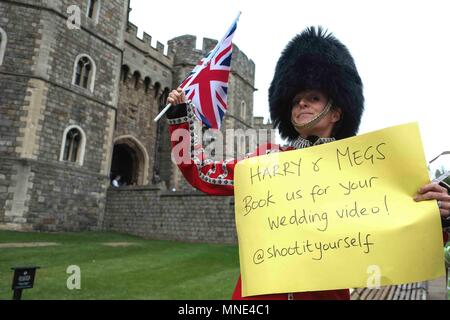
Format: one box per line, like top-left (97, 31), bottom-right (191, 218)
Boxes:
top-left (110, 136), bottom-right (149, 186)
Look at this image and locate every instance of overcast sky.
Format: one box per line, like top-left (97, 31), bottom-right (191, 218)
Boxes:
top-left (130, 0), bottom-right (450, 167)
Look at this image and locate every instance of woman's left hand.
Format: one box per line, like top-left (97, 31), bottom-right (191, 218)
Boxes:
top-left (414, 182), bottom-right (450, 218)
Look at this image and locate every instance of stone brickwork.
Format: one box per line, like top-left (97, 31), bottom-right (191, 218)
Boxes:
top-left (104, 186), bottom-right (237, 244)
top-left (0, 0), bottom-right (127, 231)
top-left (0, 3), bottom-right (40, 159)
top-left (0, 74), bottom-right (29, 158)
top-left (0, 160), bottom-right (14, 227)
top-left (123, 22), bottom-right (173, 90)
top-left (1, 157), bottom-right (108, 231)
top-left (113, 22), bottom-right (175, 186)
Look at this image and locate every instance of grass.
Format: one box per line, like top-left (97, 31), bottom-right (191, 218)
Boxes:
top-left (0, 231), bottom-right (240, 300)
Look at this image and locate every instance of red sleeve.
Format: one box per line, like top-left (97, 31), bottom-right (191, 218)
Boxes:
top-left (168, 104), bottom-right (283, 196)
top-left (169, 120), bottom-right (235, 196)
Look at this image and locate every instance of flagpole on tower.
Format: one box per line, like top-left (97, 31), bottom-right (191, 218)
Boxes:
top-left (153, 11), bottom-right (241, 123)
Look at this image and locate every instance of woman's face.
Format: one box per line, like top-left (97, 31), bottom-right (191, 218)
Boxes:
top-left (291, 89), bottom-right (341, 138)
top-left (291, 90), bottom-right (329, 125)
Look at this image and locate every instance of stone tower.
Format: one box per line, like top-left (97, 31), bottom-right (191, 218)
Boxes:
top-left (0, 0), bottom-right (129, 231)
top-left (112, 21), bottom-right (173, 188)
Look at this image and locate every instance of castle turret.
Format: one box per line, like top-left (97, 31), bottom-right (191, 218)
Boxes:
top-left (0, 0), bottom-right (129, 231)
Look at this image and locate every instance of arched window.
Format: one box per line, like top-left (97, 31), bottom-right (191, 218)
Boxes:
top-left (87, 0), bottom-right (101, 23)
top-left (133, 71), bottom-right (141, 90)
top-left (144, 77), bottom-right (151, 94)
top-left (76, 57), bottom-right (91, 87)
top-left (121, 65), bottom-right (130, 83)
top-left (60, 126), bottom-right (86, 165)
top-left (154, 82), bottom-right (161, 99)
top-left (240, 100), bottom-right (247, 120)
top-left (72, 54), bottom-right (96, 92)
top-left (0, 27), bottom-right (7, 66)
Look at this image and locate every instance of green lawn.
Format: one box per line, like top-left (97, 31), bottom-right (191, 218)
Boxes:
top-left (0, 231), bottom-right (240, 300)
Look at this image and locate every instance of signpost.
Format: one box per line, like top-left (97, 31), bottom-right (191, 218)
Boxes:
top-left (11, 266), bottom-right (40, 300)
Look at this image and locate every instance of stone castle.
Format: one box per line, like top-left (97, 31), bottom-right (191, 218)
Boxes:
top-left (0, 0), bottom-right (272, 243)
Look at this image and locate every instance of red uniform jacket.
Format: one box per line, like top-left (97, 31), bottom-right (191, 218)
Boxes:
top-left (167, 105), bottom-right (350, 300)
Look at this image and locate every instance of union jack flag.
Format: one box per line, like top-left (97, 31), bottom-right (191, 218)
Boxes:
top-left (180, 13), bottom-right (241, 129)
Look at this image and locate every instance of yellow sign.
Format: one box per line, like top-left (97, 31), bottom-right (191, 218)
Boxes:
top-left (234, 123), bottom-right (445, 297)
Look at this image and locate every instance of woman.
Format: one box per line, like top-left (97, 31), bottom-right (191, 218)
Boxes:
top-left (166, 26), bottom-right (449, 300)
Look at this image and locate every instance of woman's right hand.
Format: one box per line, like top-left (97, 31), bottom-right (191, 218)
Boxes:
top-left (167, 88), bottom-right (186, 105)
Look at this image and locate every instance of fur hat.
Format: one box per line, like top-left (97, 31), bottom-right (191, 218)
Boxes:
top-left (269, 26), bottom-right (364, 141)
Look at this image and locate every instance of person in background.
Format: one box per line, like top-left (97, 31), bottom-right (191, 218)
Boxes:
top-left (111, 175), bottom-right (121, 188)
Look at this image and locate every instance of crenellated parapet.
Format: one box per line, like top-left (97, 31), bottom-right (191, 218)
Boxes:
top-left (122, 22), bottom-right (174, 91)
top-left (125, 22), bottom-right (174, 62)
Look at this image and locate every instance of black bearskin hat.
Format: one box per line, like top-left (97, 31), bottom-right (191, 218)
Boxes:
top-left (269, 26), bottom-right (364, 141)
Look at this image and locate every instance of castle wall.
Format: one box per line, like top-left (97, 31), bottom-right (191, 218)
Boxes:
top-left (104, 187), bottom-right (237, 244)
top-left (0, 0), bottom-right (127, 231)
top-left (123, 22), bottom-right (173, 90)
top-left (0, 157), bottom-right (108, 231)
top-left (0, 2), bottom-right (41, 158)
top-left (0, 160), bottom-right (19, 229)
top-left (9, 0), bottom-right (129, 49)
top-left (115, 75), bottom-right (159, 185)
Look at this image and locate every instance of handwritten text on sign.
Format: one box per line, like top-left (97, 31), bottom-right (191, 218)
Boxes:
top-left (234, 123), bottom-right (445, 297)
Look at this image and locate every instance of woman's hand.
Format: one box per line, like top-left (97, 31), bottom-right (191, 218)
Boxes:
top-left (414, 182), bottom-right (450, 218)
top-left (167, 88), bottom-right (186, 106)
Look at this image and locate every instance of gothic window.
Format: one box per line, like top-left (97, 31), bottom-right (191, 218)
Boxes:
top-left (72, 54), bottom-right (96, 92)
top-left (240, 100), bottom-right (247, 120)
top-left (144, 77), bottom-right (151, 94)
top-left (0, 27), bottom-right (6, 66)
top-left (60, 126), bottom-right (86, 165)
top-left (87, 0), bottom-right (101, 23)
top-left (154, 82), bottom-right (161, 99)
top-left (133, 71), bottom-right (141, 90)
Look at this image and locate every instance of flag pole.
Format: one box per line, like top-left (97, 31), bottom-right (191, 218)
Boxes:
top-left (153, 11), bottom-right (241, 123)
top-left (154, 103), bottom-right (172, 122)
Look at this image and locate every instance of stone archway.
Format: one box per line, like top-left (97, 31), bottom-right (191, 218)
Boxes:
top-left (110, 136), bottom-right (149, 186)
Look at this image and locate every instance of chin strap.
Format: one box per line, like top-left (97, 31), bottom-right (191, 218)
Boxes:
top-left (291, 99), bottom-right (333, 131)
